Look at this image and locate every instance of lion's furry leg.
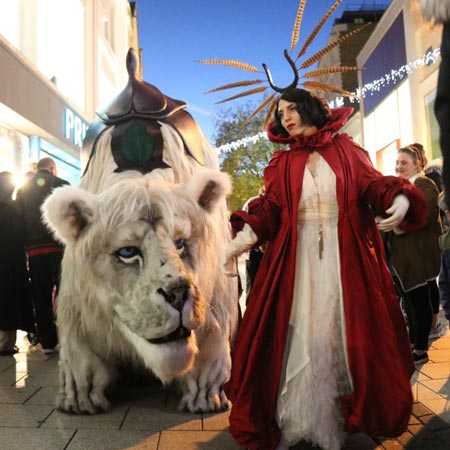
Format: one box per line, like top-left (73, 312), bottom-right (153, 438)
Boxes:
top-left (56, 341), bottom-right (116, 414)
top-left (179, 331), bottom-right (231, 412)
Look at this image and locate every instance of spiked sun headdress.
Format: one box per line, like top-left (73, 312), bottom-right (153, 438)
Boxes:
top-left (196, 0), bottom-right (369, 125)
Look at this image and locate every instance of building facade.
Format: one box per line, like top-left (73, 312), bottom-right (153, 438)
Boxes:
top-left (0, 0), bottom-right (139, 185)
top-left (356, 0), bottom-right (441, 175)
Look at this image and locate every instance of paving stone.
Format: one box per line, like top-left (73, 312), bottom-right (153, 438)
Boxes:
top-left (395, 431), bottom-right (415, 446)
top-left (0, 404), bottom-right (54, 427)
top-left (429, 337), bottom-right (450, 350)
top-left (419, 397), bottom-right (450, 420)
top-left (408, 424), bottom-right (439, 439)
top-left (158, 430), bottom-right (240, 450)
top-left (0, 385), bottom-right (40, 404)
top-left (0, 355), bottom-right (17, 371)
top-left (0, 427), bottom-right (75, 450)
top-left (15, 357), bottom-right (58, 374)
top-left (15, 371), bottom-right (59, 387)
top-left (428, 349), bottom-right (450, 363)
top-left (202, 410), bottom-right (230, 431)
top-left (435, 426), bottom-right (450, 444)
top-left (404, 439), bottom-right (449, 449)
top-left (122, 406), bottom-right (202, 431)
top-left (419, 361), bottom-right (450, 379)
top-left (41, 407), bottom-right (128, 430)
top-left (24, 386), bottom-right (58, 405)
top-left (379, 439), bottom-right (404, 449)
top-left (420, 378), bottom-right (450, 398)
top-left (408, 415), bottom-right (421, 425)
top-left (66, 429), bottom-right (159, 450)
top-left (410, 370), bottom-right (433, 385)
top-left (109, 385), bottom-right (167, 409)
top-left (416, 383), bottom-right (444, 402)
top-left (418, 413), bottom-right (450, 431)
top-left (412, 402), bottom-right (434, 417)
top-left (0, 369), bottom-right (26, 387)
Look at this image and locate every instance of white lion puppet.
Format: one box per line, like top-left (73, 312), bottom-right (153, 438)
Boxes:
top-left (42, 170), bottom-right (237, 414)
top-left (41, 49), bottom-right (239, 414)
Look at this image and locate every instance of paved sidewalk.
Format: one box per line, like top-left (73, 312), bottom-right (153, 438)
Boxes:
top-left (0, 324), bottom-right (449, 450)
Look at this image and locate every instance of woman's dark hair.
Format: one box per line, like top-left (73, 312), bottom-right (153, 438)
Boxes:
top-left (398, 144), bottom-right (427, 171)
top-left (272, 88), bottom-right (332, 137)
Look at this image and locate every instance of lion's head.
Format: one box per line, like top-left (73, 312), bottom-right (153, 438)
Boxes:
top-left (42, 169), bottom-right (232, 383)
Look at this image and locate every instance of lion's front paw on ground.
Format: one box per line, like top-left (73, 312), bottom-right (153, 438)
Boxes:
top-left (56, 390), bottom-right (110, 415)
top-left (179, 389), bottom-right (230, 413)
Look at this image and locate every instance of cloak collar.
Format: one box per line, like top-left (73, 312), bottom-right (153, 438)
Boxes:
top-left (266, 107), bottom-right (354, 151)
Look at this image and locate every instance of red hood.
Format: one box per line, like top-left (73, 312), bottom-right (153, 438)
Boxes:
top-left (266, 107), bottom-right (354, 149)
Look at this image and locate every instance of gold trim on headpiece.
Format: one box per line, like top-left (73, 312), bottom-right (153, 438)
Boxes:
top-left (196, 0), bottom-right (367, 125)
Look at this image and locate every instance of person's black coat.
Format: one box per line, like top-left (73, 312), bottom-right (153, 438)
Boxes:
top-left (0, 196), bottom-right (35, 332)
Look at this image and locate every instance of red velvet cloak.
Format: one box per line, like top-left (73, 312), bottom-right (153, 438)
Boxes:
top-left (224, 108), bottom-right (426, 450)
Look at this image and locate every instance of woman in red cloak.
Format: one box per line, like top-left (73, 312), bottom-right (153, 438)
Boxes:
top-left (222, 88), bottom-right (426, 450)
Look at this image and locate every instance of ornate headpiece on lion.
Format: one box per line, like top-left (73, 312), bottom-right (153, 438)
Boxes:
top-left (42, 49), bottom-right (238, 414)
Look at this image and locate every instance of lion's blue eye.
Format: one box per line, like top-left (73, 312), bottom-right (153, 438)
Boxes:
top-left (175, 239), bottom-right (185, 250)
top-left (115, 246), bottom-right (143, 264)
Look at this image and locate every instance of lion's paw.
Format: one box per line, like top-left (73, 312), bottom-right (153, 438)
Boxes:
top-left (179, 388), bottom-right (230, 413)
top-left (56, 390), bottom-right (109, 415)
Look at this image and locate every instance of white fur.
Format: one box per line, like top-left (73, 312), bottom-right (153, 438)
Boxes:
top-left (42, 125), bottom-right (238, 414)
top-left (419, 0), bottom-right (450, 23)
top-left (222, 223), bottom-right (258, 276)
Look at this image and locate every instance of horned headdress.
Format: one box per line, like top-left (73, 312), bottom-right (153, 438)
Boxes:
top-left (197, 0), bottom-right (368, 124)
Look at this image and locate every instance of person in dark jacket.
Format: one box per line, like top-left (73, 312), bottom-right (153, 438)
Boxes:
top-left (0, 172), bottom-right (36, 355)
top-left (16, 157), bottom-right (69, 353)
top-left (388, 146), bottom-right (443, 366)
top-left (438, 192), bottom-right (450, 328)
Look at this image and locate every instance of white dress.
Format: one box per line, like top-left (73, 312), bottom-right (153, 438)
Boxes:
top-left (275, 155), bottom-right (352, 450)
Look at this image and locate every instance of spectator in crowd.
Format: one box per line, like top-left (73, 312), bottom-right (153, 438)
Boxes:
top-left (438, 192), bottom-right (450, 330)
top-left (409, 144), bottom-right (444, 339)
top-left (388, 145), bottom-right (443, 366)
top-left (0, 171), bottom-right (36, 355)
top-left (16, 157), bottom-right (69, 354)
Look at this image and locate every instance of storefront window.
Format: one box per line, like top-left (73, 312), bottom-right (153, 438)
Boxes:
top-left (376, 139), bottom-right (400, 176)
top-left (424, 90), bottom-right (441, 161)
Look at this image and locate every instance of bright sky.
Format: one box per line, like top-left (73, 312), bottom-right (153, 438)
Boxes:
top-left (135, 0), bottom-right (389, 144)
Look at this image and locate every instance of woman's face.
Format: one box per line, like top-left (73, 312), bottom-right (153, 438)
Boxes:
top-left (278, 99), bottom-right (317, 137)
top-left (396, 151), bottom-right (419, 179)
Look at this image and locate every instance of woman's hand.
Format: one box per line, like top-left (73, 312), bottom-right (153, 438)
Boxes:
top-left (376, 194), bottom-right (410, 232)
top-left (221, 224), bottom-right (258, 277)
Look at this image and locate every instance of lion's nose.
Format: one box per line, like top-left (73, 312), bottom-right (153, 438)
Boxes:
top-left (158, 284), bottom-right (189, 311)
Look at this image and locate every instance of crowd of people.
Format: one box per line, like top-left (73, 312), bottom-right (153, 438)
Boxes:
top-left (0, 157), bottom-right (68, 355)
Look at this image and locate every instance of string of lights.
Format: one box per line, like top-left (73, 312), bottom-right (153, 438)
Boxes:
top-left (217, 48), bottom-right (441, 153)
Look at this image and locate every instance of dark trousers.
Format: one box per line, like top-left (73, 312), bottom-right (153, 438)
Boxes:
top-left (428, 279), bottom-right (440, 315)
top-left (27, 252), bottom-right (62, 349)
top-left (403, 284), bottom-right (432, 351)
top-left (245, 249), bottom-right (264, 305)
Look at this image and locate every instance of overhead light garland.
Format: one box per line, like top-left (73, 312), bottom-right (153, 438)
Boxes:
top-left (217, 47), bottom-right (441, 153)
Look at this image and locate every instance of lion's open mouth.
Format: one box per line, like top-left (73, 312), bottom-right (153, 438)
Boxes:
top-left (147, 326), bottom-right (191, 344)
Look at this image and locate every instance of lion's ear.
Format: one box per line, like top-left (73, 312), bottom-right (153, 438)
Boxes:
top-left (186, 169), bottom-right (232, 213)
top-left (41, 186), bottom-right (96, 245)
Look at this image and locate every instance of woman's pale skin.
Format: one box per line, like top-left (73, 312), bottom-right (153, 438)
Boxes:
top-left (278, 99), bottom-right (319, 173)
top-left (396, 152), bottom-right (420, 179)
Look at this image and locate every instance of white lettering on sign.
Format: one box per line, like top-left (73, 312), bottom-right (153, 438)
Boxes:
top-left (64, 108), bottom-right (88, 149)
